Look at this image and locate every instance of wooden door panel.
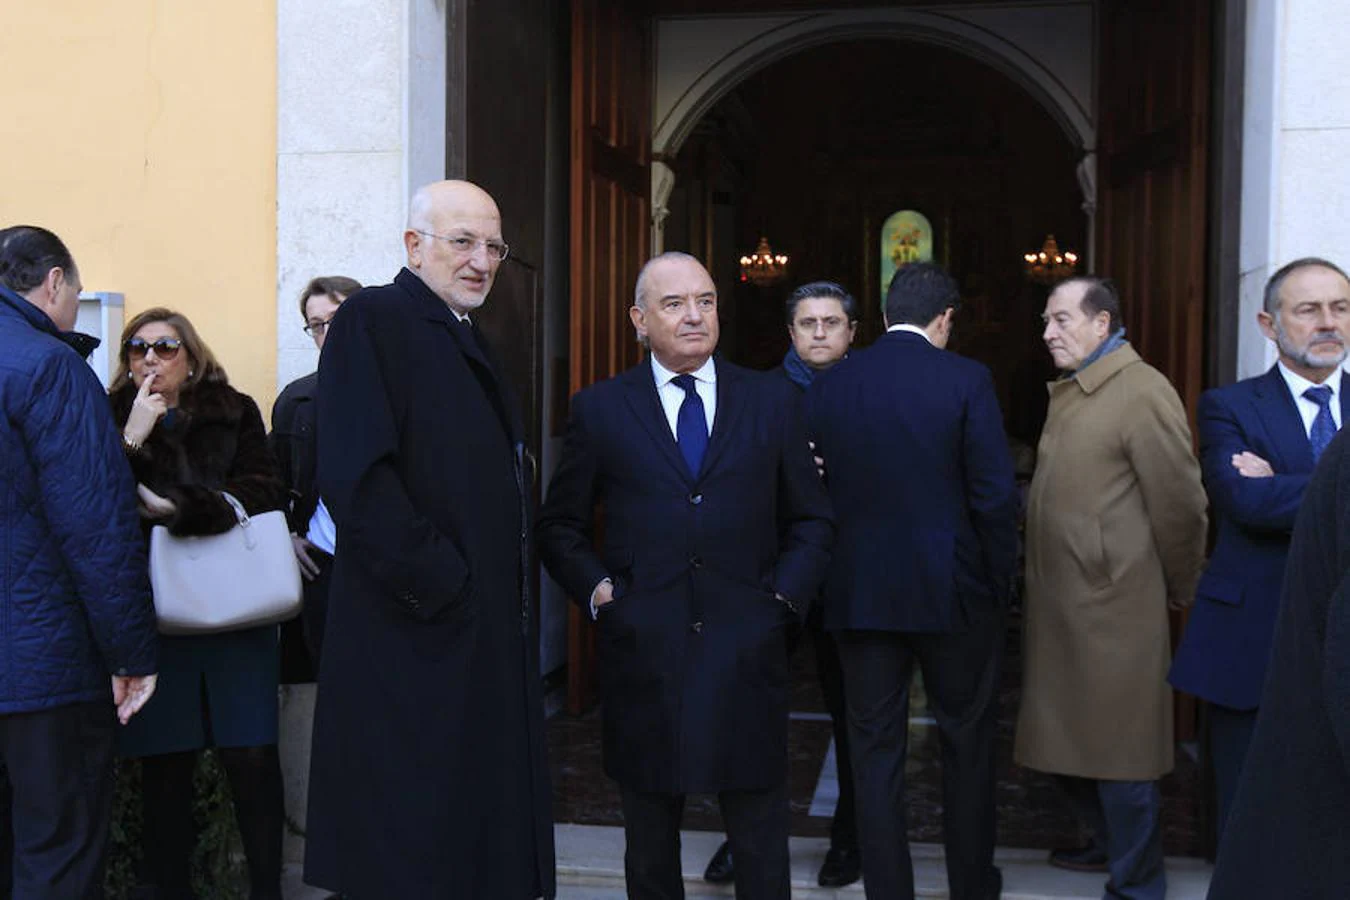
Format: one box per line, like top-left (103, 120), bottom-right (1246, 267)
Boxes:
top-left (567, 0), bottom-right (651, 712)
top-left (1097, 0), bottom-right (1212, 745)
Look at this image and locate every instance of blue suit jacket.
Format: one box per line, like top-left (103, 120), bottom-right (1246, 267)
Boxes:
top-left (1169, 365), bottom-right (1348, 710)
top-left (536, 357), bottom-right (834, 792)
top-left (805, 330), bottom-right (1019, 633)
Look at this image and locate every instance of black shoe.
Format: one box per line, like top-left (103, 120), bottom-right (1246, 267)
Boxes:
top-left (817, 845), bottom-right (862, 887)
top-left (703, 840), bottom-right (734, 884)
top-left (1048, 844), bottom-right (1109, 873)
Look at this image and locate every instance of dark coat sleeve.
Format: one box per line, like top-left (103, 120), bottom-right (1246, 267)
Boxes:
top-left (1199, 388), bottom-right (1308, 533)
top-left (166, 395), bottom-right (285, 536)
top-left (768, 381), bottom-right (834, 613)
top-left (536, 390), bottom-right (610, 608)
top-left (963, 367), bottom-right (1020, 601)
top-left (270, 379), bottom-right (304, 530)
top-left (22, 351), bottom-right (157, 676)
top-left (316, 297), bottom-right (470, 620)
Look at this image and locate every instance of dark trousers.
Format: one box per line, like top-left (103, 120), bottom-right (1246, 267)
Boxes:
top-left (0, 702), bottom-right (116, 900)
top-left (835, 608), bottom-right (1004, 900)
top-left (805, 622), bottom-right (857, 851)
top-left (279, 548), bottom-right (335, 684)
top-left (138, 746), bottom-right (284, 900)
top-left (784, 614), bottom-right (857, 852)
top-left (621, 783), bottom-right (790, 900)
top-left (1056, 776), bottom-right (1165, 900)
top-left (1208, 703), bottom-right (1256, 845)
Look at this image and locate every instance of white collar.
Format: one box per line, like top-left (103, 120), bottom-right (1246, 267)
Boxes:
top-left (650, 353), bottom-right (717, 387)
top-left (886, 323), bottom-right (934, 346)
top-left (1277, 360), bottom-right (1344, 402)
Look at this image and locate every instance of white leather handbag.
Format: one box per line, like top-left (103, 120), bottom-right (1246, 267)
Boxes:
top-left (150, 492), bottom-right (303, 635)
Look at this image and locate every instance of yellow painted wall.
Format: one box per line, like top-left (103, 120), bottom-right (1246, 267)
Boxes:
top-left (0, 0), bottom-right (278, 408)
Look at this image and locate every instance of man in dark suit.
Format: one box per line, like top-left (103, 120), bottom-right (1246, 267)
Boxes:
top-left (704, 280), bottom-right (861, 890)
top-left (1207, 427), bottom-right (1350, 898)
top-left (1169, 256), bottom-right (1350, 843)
top-left (537, 251), bottom-right (833, 900)
top-left (270, 274), bottom-right (362, 681)
top-left (305, 181), bottom-right (554, 899)
top-left (806, 262), bottom-right (1019, 900)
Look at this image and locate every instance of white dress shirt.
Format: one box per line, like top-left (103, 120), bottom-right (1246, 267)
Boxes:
top-left (886, 322), bottom-right (934, 345)
top-left (650, 354), bottom-right (717, 437)
top-left (1277, 362), bottom-right (1344, 437)
top-left (305, 499), bottom-right (338, 556)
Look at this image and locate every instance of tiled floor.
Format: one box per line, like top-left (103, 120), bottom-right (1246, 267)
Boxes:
top-left (549, 612), bottom-right (1207, 856)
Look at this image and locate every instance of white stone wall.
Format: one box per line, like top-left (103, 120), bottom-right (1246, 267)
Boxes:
top-left (274, 0), bottom-right (446, 859)
top-left (1240, 0), bottom-right (1350, 379)
top-left (275, 0), bottom-right (446, 392)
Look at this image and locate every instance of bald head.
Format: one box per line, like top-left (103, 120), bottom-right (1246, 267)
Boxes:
top-left (403, 180), bottom-right (505, 316)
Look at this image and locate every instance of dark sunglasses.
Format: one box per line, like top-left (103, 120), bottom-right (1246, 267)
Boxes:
top-left (125, 337), bottom-right (183, 361)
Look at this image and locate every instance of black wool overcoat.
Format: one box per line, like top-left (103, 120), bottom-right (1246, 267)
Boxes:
top-left (1208, 426), bottom-right (1350, 898)
top-left (303, 269), bottom-right (555, 900)
top-left (537, 359), bottom-right (834, 793)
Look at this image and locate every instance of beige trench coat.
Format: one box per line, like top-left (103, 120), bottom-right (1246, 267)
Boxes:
top-left (1015, 345), bottom-right (1206, 780)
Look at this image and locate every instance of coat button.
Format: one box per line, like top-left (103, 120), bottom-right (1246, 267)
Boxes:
top-left (690, 621), bottom-right (703, 633)
top-left (689, 555), bottom-right (702, 569)
top-left (688, 493), bottom-right (703, 505)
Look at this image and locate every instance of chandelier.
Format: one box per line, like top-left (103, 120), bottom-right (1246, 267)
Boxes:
top-left (1023, 234), bottom-right (1079, 285)
top-left (739, 236), bottom-right (789, 287)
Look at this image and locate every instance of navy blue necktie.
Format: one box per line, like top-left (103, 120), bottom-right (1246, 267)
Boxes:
top-left (673, 374), bottom-right (708, 478)
top-left (1304, 384), bottom-right (1336, 462)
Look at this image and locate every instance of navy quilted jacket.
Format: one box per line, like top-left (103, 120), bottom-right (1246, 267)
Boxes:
top-left (0, 287), bottom-right (157, 713)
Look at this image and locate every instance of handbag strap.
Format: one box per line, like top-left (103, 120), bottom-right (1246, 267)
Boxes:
top-left (220, 492), bottom-right (258, 550)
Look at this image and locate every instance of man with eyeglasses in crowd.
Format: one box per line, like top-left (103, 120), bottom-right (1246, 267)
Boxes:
top-left (270, 275), bottom-right (362, 683)
top-left (703, 281), bottom-right (862, 890)
top-left (303, 181), bottom-right (554, 899)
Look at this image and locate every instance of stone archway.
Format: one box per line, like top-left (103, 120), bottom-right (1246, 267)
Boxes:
top-left (649, 5), bottom-right (1098, 256)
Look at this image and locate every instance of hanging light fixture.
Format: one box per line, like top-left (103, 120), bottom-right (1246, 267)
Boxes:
top-left (1023, 234), bottom-right (1079, 285)
top-left (739, 236), bottom-right (789, 287)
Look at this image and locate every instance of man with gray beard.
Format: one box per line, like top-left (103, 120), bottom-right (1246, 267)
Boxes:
top-left (1169, 257), bottom-right (1350, 845)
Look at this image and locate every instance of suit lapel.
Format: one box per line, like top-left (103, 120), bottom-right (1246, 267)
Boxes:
top-left (699, 360), bottom-right (743, 478)
top-left (396, 269), bottom-right (516, 443)
top-left (1254, 365), bottom-right (1315, 472)
top-left (622, 363), bottom-right (691, 482)
top-left (1340, 371), bottom-right (1350, 434)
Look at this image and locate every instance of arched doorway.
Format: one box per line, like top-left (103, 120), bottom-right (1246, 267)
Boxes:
top-left (660, 37), bottom-right (1084, 449)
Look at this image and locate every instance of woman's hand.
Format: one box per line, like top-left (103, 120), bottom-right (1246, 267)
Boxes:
top-left (136, 483), bottom-right (178, 520)
top-left (123, 372), bottom-right (167, 447)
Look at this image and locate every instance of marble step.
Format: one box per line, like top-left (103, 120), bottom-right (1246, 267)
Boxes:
top-left (555, 824), bottom-right (1214, 900)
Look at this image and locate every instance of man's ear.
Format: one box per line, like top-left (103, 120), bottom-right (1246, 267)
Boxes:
top-left (43, 266), bottom-right (63, 300)
top-left (1257, 309), bottom-right (1278, 343)
top-left (629, 304), bottom-right (647, 339)
top-left (403, 230), bottom-right (422, 266)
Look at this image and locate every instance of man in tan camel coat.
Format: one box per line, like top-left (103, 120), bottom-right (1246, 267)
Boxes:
top-left (1016, 276), bottom-right (1206, 900)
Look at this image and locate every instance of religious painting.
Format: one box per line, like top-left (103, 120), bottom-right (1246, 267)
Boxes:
top-left (879, 209), bottom-right (934, 301)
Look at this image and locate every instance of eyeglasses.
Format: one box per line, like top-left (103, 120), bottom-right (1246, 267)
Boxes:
top-left (303, 316), bottom-right (336, 338)
top-left (413, 230), bottom-right (510, 262)
top-left (125, 337), bottom-right (183, 361)
top-left (792, 316), bottom-right (849, 335)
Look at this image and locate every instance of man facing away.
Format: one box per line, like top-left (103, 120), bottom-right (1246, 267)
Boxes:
top-left (1015, 277), bottom-right (1207, 900)
top-left (304, 181), bottom-right (554, 899)
top-left (806, 262), bottom-right (1019, 900)
top-left (537, 252), bottom-right (833, 900)
top-left (0, 225), bottom-right (159, 896)
top-left (704, 280), bottom-right (862, 890)
top-left (1169, 257), bottom-right (1350, 843)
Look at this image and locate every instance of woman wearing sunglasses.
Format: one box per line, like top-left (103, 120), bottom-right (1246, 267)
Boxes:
top-left (109, 308), bottom-right (288, 900)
